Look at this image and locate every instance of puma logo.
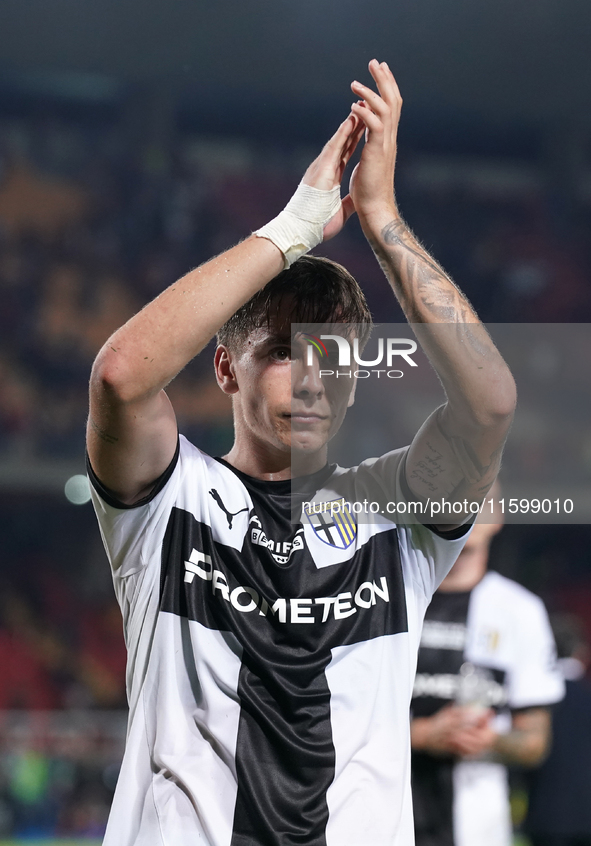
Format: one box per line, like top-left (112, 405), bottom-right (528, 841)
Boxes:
top-left (209, 489), bottom-right (249, 530)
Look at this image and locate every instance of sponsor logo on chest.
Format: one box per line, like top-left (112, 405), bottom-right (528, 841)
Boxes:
top-left (183, 547), bottom-right (390, 625)
top-left (249, 514), bottom-right (305, 564)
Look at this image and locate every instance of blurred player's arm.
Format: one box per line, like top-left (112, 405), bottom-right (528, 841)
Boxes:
top-left (411, 705), bottom-right (496, 758)
top-left (493, 707), bottom-right (551, 767)
top-left (349, 61), bottom-right (516, 516)
top-left (411, 706), bottom-right (550, 766)
top-left (87, 115), bottom-right (362, 504)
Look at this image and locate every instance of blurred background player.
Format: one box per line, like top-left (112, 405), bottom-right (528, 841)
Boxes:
top-left (524, 613), bottom-right (591, 846)
top-left (410, 491), bottom-right (564, 846)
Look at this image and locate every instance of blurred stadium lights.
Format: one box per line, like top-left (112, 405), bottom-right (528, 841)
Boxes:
top-left (64, 474), bottom-right (91, 505)
top-left (0, 460), bottom-right (86, 494)
top-left (0, 69), bottom-right (126, 104)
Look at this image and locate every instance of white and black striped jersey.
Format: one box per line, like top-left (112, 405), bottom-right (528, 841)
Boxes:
top-left (411, 571), bottom-right (565, 846)
top-left (88, 434), bottom-right (470, 846)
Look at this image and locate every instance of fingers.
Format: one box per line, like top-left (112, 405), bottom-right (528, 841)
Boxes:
top-left (349, 112), bottom-right (366, 146)
top-left (368, 58), bottom-right (402, 105)
top-left (350, 99), bottom-right (383, 134)
top-left (350, 59), bottom-right (402, 123)
top-left (473, 709), bottom-right (494, 728)
top-left (340, 114), bottom-right (365, 167)
top-left (340, 194), bottom-right (356, 224)
top-left (304, 59), bottom-right (399, 195)
top-left (329, 112), bottom-right (365, 185)
top-left (324, 113), bottom-right (357, 157)
top-left (351, 80), bottom-right (389, 122)
top-left (452, 723), bottom-right (496, 757)
top-left (315, 59), bottom-right (399, 173)
top-left (313, 113), bottom-right (357, 180)
top-left (302, 110), bottom-right (363, 196)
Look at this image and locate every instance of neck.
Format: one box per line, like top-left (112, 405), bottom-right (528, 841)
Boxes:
top-left (224, 437), bottom-right (328, 482)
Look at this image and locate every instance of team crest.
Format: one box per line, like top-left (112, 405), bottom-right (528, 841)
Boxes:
top-left (303, 498), bottom-right (357, 549)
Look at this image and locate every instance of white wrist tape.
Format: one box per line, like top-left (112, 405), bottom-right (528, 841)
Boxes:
top-left (255, 182), bottom-right (341, 268)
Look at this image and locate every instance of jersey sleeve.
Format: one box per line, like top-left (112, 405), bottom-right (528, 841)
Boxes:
top-left (506, 592), bottom-right (565, 710)
top-left (355, 447), bottom-right (472, 601)
top-left (87, 435), bottom-right (199, 579)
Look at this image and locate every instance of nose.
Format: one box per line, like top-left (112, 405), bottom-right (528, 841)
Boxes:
top-left (292, 353), bottom-right (325, 400)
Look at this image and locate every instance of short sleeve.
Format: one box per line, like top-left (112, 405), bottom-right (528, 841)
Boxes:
top-left (506, 593), bottom-right (564, 710)
top-left (87, 437), bottom-right (183, 578)
top-left (354, 448), bottom-right (472, 601)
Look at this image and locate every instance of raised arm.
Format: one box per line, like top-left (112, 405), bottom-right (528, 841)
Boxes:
top-left (350, 61), bottom-right (516, 515)
top-left (88, 114), bottom-right (363, 504)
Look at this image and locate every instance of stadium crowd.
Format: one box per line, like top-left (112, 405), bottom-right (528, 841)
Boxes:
top-left (1, 110), bottom-right (591, 462)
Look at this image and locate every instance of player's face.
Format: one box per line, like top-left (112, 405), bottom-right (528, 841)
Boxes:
top-left (224, 320), bottom-right (355, 460)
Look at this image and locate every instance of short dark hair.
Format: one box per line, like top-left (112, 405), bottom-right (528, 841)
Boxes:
top-left (217, 255), bottom-right (373, 351)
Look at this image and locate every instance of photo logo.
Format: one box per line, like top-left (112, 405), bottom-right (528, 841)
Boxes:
top-left (303, 334), bottom-right (419, 378)
top-left (302, 334), bottom-right (328, 360)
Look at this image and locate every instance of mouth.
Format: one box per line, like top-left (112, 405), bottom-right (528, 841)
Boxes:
top-left (285, 411), bottom-right (328, 424)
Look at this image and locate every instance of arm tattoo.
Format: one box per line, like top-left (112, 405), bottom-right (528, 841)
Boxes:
top-left (494, 709), bottom-right (550, 766)
top-left (370, 218), bottom-right (475, 325)
top-left (90, 417), bottom-right (119, 445)
top-left (373, 217), bottom-right (514, 505)
top-left (406, 408), bottom-right (504, 503)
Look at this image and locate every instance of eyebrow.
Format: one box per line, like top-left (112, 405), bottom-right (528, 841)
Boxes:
top-left (260, 331), bottom-right (293, 345)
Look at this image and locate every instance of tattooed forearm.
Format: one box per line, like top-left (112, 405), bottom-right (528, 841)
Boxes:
top-left (493, 709), bottom-right (550, 767)
top-left (382, 219), bottom-right (447, 279)
top-left (90, 417), bottom-right (119, 445)
top-left (370, 217), bottom-right (477, 325)
top-left (370, 213), bottom-right (516, 513)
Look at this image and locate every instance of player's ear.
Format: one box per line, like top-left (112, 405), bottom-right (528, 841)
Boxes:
top-left (214, 345), bottom-right (239, 395)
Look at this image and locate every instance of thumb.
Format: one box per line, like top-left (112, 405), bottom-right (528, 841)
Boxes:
top-left (341, 194), bottom-right (357, 224)
top-left (349, 163), bottom-right (360, 196)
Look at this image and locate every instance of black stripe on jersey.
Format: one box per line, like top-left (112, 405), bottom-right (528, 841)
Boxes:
top-left (232, 657), bottom-right (335, 846)
top-left (412, 591), bottom-right (472, 720)
top-left (159, 506), bottom-right (408, 846)
top-left (412, 592), bottom-right (472, 846)
top-left (412, 754), bottom-right (455, 846)
top-left (411, 589), bottom-right (507, 846)
top-left (412, 590), bottom-right (507, 718)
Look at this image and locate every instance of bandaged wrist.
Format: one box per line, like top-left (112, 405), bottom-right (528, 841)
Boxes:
top-left (255, 182), bottom-right (341, 268)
